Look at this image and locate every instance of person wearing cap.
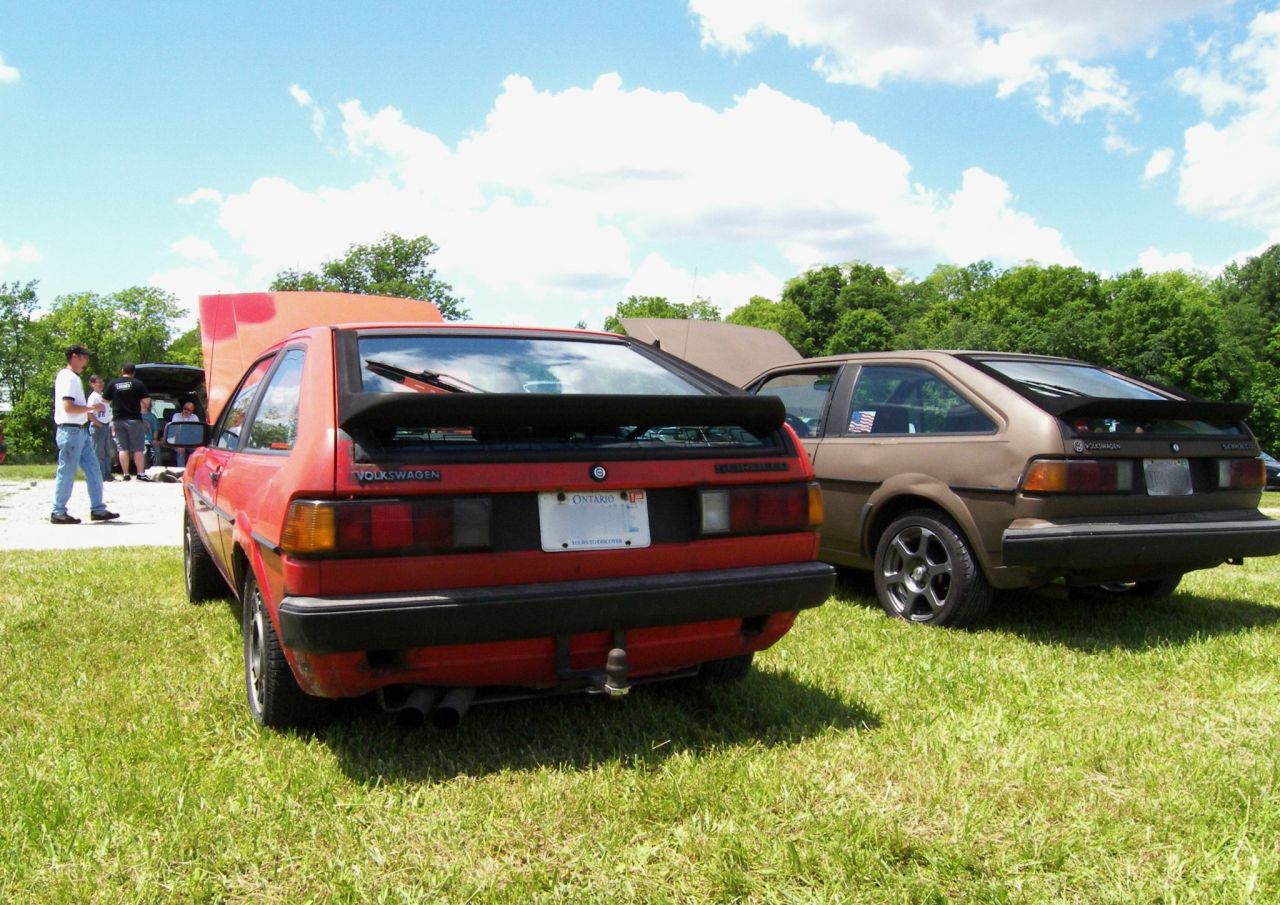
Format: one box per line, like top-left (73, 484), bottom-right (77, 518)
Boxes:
top-left (50, 345), bottom-right (119, 524)
top-left (104, 362), bottom-right (152, 481)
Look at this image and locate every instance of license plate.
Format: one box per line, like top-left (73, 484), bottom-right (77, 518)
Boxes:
top-left (1144, 458), bottom-right (1192, 496)
top-left (538, 489), bottom-right (651, 552)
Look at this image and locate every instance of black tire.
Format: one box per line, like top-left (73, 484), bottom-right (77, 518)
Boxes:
top-left (1082, 574), bottom-right (1184, 601)
top-left (243, 571), bottom-right (323, 729)
top-left (184, 510), bottom-right (229, 603)
top-left (874, 508), bottom-right (992, 627)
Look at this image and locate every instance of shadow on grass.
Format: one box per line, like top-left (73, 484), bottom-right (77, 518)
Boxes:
top-left (314, 668), bottom-right (878, 785)
top-left (981, 588), bottom-right (1280, 652)
top-left (827, 565), bottom-right (1280, 652)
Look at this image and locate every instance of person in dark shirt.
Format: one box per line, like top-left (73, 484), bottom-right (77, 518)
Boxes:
top-left (104, 363), bottom-right (152, 481)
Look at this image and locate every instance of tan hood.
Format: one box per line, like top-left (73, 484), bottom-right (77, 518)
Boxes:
top-left (199, 291), bottom-right (442, 422)
top-left (620, 319), bottom-right (801, 386)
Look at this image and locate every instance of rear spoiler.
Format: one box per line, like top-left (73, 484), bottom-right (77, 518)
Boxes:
top-left (1040, 398), bottom-right (1250, 422)
top-left (339, 393), bottom-right (786, 435)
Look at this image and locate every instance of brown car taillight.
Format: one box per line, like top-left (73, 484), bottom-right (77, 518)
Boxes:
top-left (1218, 457), bottom-right (1265, 490)
top-left (699, 482), bottom-right (822, 536)
top-left (1021, 459), bottom-right (1134, 494)
top-left (281, 498), bottom-right (492, 555)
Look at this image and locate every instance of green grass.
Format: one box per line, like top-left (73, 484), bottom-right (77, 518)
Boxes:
top-left (2, 550), bottom-right (1278, 903)
top-left (0, 463), bottom-right (56, 481)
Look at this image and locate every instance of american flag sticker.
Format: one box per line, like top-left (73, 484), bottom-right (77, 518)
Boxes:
top-left (849, 410), bottom-right (876, 433)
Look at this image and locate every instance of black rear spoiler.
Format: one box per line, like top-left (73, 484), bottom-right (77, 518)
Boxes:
top-left (1040, 398), bottom-right (1250, 422)
top-left (340, 393), bottom-right (786, 434)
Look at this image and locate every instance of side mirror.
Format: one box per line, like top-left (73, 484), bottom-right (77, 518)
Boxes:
top-left (164, 421), bottom-right (210, 448)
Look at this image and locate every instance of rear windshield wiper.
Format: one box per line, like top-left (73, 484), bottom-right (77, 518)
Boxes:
top-left (1015, 379), bottom-right (1086, 398)
top-left (364, 359), bottom-right (485, 394)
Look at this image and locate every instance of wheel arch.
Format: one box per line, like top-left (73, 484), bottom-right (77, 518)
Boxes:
top-left (861, 479), bottom-right (991, 576)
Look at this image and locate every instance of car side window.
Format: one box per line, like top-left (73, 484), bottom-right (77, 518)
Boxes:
top-left (846, 365), bottom-right (994, 435)
top-left (753, 369), bottom-right (838, 438)
top-left (213, 356), bottom-right (276, 451)
top-left (245, 349), bottom-right (306, 452)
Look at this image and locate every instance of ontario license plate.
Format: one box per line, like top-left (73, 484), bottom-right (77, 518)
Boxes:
top-left (538, 489), bottom-right (651, 552)
top-left (1144, 458), bottom-right (1192, 496)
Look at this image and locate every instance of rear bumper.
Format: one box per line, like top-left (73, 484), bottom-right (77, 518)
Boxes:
top-left (278, 561), bottom-right (836, 654)
top-left (1002, 510), bottom-right (1280, 570)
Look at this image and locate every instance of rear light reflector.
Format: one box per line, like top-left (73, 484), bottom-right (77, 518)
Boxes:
top-left (1218, 457), bottom-right (1265, 490)
top-left (1021, 459), bottom-right (1134, 494)
top-left (699, 482), bottom-right (819, 536)
top-left (281, 497), bottom-right (491, 556)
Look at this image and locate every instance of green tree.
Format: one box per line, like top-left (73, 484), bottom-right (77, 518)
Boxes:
top-left (165, 325), bottom-right (203, 366)
top-left (725, 295), bottom-right (807, 351)
top-left (271, 233), bottom-right (468, 320)
top-left (824, 308), bottom-right (895, 354)
top-left (603, 296), bottom-right (720, 334)
top-left (1216, 244), bottom-right (1280, 397)
top-left (0, 280), bottom-right (41, 410)
top-left (780, 262), bottom-right (906, 356)
top-left (1101, 269), bottom-right (1228, 399)
top-left (6, 287), bottom-right (185, 458)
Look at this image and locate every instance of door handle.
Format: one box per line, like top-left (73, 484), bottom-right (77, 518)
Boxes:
top-left (210, 470), bottom-right (221, 486)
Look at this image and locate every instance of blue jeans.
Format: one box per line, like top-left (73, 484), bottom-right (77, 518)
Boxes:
top-left (90, 424), bottom-right (112, 479)
top-left (53, 424), bottom-right (107, 517)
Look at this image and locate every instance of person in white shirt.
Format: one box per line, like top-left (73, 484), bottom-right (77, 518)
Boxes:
top-left (86, 374), bottom-right (114, 482)
top-left (50, 345), bottom-right (119, 525)
top-left (169, 399), bottom-right (201, 467)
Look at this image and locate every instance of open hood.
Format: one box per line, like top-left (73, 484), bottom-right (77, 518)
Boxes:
top-left (199, 291), bottom-right (443, 422)
top-left (620, 319), bottom-right (801, 386)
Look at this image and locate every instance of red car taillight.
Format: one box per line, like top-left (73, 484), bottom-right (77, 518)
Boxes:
top-left (699, 482), bottom-right (823, 536)
top-left (282, 498), bottom-right (492, 555)
top-left (1021, 459), bottom-right (1134, 494)
top-left (1218, 457), bottom-right (1265, 490)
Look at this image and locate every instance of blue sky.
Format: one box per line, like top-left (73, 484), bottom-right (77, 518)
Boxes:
top-left (2, 1), bottom-right (1279, 329)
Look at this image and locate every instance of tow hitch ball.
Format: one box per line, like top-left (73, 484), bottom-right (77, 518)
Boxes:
top-left (596, 647), bottom-right (630, 698)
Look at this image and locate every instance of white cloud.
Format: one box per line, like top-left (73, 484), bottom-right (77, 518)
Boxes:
top-left (1144, 148), bottom-right (1175, 180)
top-left (0, 53), bottom-right (18, 84)
top-left (149, 238), bottom-right (242, 325)
top-left (932, 168), bottom-right (1077, 267)
top-left (174, 74), bottom-right (1075, 324)
top-left (689, 0), bottom-right (1214, 123)
top-left (1137, 247), bottom-right (1200, 272)
top-left (1053, 60), bottom-right (1134, 122)
top-left (289, 82), bottom-right (326, 137)
top-left (178, 188), bottom-right (224, 206)
top-left (1177, 10), bottom-right (1280, 239)
top-left (0, 240), bottom-right (40, 268)
top-left (622, 253), bottom-right (785, 311)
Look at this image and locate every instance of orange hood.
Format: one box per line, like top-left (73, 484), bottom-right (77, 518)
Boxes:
top-left (199, 291), bottom-right (443, 422)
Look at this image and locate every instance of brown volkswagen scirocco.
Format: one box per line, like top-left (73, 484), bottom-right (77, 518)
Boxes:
top-left (735, 349), bottom-right (1280, 626)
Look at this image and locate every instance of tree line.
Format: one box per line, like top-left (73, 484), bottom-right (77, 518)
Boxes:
top-left (609, 244), bottom-right (1280, 451)
top-left (3, 235), bottom-right (1278, 459)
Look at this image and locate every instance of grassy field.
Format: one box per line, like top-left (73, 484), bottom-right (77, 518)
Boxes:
top-left (2, 549), bottom-right (1277, 902)
top-left (0, 463), bottom-right (57, 481)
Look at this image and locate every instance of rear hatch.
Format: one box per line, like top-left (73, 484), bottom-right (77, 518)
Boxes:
top-left (964, 355), bottom-right (1264, 510)
top-left (309, 327), bottom-right (820, 595)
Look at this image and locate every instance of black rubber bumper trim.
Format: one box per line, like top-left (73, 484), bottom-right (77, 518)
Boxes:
top-left (277, 561), bottom-right (836, 653)
top-left (1002, 513), bottom-right (1280, 569)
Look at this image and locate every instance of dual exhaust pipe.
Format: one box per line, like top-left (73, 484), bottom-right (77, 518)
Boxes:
top-left (394, 686), bottom-right (476, 731)
top-left (390, 647), bottom-right (633, 730)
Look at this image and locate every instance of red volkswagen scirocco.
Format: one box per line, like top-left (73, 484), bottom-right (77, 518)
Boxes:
top-left (168, 292), bottom-right (834, 729)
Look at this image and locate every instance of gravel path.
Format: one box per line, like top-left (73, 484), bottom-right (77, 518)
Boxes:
top-left (0, 472), bottom-right (185, 550)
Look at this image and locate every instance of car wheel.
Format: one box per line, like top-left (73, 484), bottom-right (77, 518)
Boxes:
top-left (697, 653), bottom-right (754, 681)
top-left (874, 509), bottom-right (992, 627)
top-left (1085, 574), bottom-right (1183, 600)
top-left (243, 571), bottom-right (322, 729)
top-left (183, 510), bottom-right (228, 602)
